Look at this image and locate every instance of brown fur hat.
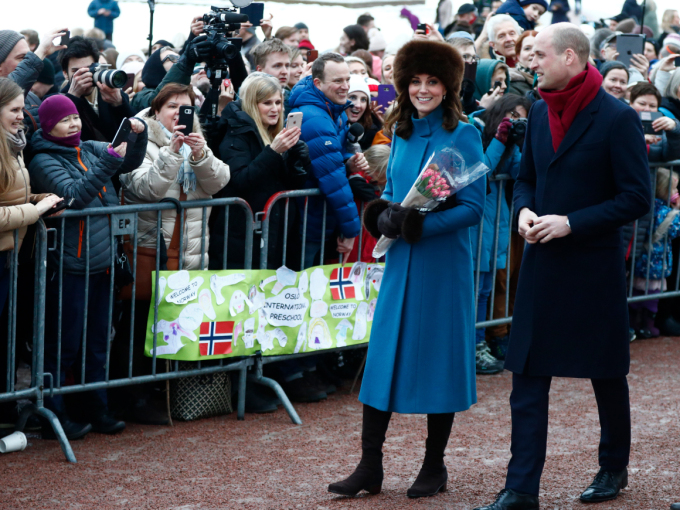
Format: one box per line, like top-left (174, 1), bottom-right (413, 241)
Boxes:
top-left (393, 40), bottom-right (464, 97)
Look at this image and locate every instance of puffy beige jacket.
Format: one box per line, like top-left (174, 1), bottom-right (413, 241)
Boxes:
top-left (119, 108), bottom-right (230, 269)
top-left (0, 154), bottom-right (51, 252)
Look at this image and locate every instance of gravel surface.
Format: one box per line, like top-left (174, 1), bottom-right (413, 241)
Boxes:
top-left (1, 337), bottom-right (679, 510)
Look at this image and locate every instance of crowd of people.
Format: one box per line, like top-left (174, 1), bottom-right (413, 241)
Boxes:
top-left (0, 1), bottom-right (679, 500)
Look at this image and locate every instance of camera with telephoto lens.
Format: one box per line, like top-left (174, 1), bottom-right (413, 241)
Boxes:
top-left (508, 118), bottom-right (528, 143)
top-left (87, 63), bottom-right (127, 88)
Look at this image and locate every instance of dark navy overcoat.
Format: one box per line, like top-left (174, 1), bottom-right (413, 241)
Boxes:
top-left (506, 88), bottom-right (652, 379)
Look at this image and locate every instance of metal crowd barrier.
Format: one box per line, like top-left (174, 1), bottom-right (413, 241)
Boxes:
top-left (3, 160), bottom-right (680, 462)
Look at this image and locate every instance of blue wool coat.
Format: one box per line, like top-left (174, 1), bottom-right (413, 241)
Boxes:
top-left (359, 106), bottom-right (486, 414)
top-left (506, 88), bottom-right (651, 379)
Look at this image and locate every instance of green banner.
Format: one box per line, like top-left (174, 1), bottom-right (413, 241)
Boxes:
top-left (144, 263), bottom-right (384, 360)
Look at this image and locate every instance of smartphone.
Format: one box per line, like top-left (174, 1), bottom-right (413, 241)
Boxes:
top-left (43, 198), bottom-right (75, 218)
top-left (616, 34), bottom-right (645, 68)
top-left (307, 49), bottom-right (319, 63)
top-left (111, 118), bottom-right (132, 147)
top-left (640, 111), bottom-right (663, 134)
top-left (464, 62), bottom-right (478, 83)
top-left (240, 2), bottom-right (264, 26)
top-left (675, 56), bottom-right (680, 67)
top-left (493, 80), bottom-right (502, 90)
top-left (286, 112), bottom-right (303, 130)
top-left (124, 73), bottom-right (135, 91)
top-left (178, 105), bottom-right (195, 136)
top-left (375, 84), bottom-right (396, 111)
top-left (60, 30), bottom-right (70, 46)
top-left (416, 23), bottom-right (428, 34)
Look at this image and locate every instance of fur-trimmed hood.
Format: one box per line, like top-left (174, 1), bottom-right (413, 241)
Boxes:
top-left (393, 40), bottom-right (464, 97)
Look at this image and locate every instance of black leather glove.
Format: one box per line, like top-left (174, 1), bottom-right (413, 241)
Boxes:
top-left (184, 35), bottom-right (211, 66)
top-left (377, 203), bottom-right (409, 239)
top-left (287, 140), bottom-right (312, 173)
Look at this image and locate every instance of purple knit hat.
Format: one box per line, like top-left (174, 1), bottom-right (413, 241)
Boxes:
top-left (38, 95), bottom-right (79, 136)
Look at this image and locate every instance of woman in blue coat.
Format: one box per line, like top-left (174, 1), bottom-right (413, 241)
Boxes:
top-left (328, 40), bottom-right (486, 499)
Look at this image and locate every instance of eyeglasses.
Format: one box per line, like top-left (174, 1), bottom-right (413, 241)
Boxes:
top-left (461, 54), bottom-right (480, 64)
top-left (162, 54), bottom-right (180, 65)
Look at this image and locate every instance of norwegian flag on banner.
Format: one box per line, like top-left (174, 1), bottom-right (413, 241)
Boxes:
top-left (199, 321), bottom-right (234, 356)
top-left (329, 267), bottom-right (356, 300)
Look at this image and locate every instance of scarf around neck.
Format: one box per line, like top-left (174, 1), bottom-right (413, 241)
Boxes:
top-left (7, 130), bottom-right (27, 156)
top-left (42, 130), bottom-right (82, 147)
top-left (539, 62), bottom-right (602, 152)
top-left (159, 123), bottom-right (196, 192)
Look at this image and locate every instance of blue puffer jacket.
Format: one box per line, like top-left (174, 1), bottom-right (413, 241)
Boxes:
top-left (87, 0), bottom-right (120, 35)
top-left (495, 0), bottom-right (535, 31)
top-left (28, 126), bottom-right (147, 274)
top-left (634, 199), bottom-right (680, 280)
top-left (289, 76), bottom-right (360, 241)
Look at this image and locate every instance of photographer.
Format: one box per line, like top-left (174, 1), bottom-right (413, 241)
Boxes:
top-left (59, 37), bottom-right (133, 143)
top-left (629, 82), bottom-right (680, 163)
top-left (0, 28), bottom-right (68, 107)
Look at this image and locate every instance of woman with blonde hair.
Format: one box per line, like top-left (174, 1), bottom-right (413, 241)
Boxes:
top-left (213, 75), bottom-right (310, 270)
top-left (0, 78), bottom-right (62, 314)
top-left (659, 9), bottom-right (680, 43)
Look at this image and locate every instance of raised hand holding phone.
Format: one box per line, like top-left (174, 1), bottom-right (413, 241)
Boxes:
top-left (271, 127), bottom-right (300, 154)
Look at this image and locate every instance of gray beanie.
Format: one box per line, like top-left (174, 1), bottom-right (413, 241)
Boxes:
top-left (0, 30), bottom-right (25, 65)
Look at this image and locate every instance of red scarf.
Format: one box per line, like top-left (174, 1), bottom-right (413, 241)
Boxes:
top-left (539, 63), bottom-right (603, 152)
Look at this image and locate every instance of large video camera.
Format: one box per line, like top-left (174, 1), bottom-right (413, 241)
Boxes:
top-left (199, 6), bottom-right (249, 146)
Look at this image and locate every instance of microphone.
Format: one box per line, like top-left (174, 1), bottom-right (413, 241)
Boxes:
top-left (347, 123), bottom-right (364, 155)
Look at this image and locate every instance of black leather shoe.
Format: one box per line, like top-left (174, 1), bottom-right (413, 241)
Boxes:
top-left (473, 489), bottom-right (539, 510)
top-left (670, 503), bottom-right (680, 510)
top-left (90, 413), bottom-right (126, 435)
top-left (579, 468), bottom-right (628, 503)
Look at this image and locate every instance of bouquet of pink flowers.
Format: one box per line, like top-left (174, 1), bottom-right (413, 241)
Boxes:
top-left (372, 145), bottom-right (490, 258)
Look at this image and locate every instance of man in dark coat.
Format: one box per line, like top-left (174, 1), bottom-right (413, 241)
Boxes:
top-left (474, 24), bottom-right (652, 510)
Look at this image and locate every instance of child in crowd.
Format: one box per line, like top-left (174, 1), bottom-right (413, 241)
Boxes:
top-left (631, 167), bottom-right (680, 339)
top-left (495, 0), bottom-right (548, 31)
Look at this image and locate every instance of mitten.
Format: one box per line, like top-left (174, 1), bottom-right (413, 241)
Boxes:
top-left (400, 208), bottom-right (426, 244)
top-left (377, 203), bottom-right (409, 239)
top-left (495, 118), bottom-right (513, 145)
top-left (363, 199), bottom-right (391, 239)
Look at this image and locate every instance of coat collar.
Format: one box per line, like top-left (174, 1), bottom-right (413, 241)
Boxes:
top-left (551, 88), bottom-right (606, 163)
top-left (412, 105), bottom-right (444, 138)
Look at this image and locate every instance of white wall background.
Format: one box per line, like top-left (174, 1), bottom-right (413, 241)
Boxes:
top-left (0, 0), bottom-right (676, 58)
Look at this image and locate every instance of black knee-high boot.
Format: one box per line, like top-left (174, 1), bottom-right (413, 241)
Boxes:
top-left (407, 412), bottom-right (455, 498)
top-left (328, 404), bottom-right (392, 496)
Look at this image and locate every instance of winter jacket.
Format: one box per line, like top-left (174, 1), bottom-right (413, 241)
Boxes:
top-left (121, 108), bottom-right (229, 270)
top-left (64, 89), bottom-right (134, 144)
top-left (621, 0), bottom-right (643, 22)
top-left (634, 199), bottom-right (680, 280)
top-left (508, 66), bottom-right (534, 97)
top-left (9, 51), bottom-right (43, 108)
top-left (469, 113), bottom-right (521, 272)
top-left (474, 59), bottom-right (511, 101)
top-left (289, 75), bottom-right (360, 241)
top-left (662, 98), bottom-right (680, 122)
top-left (0, 151), bottom-right (52, 252)
top-left (87, 0), bottom-right (120, 35)
top-left (496, 0), bottom-right (535, 31)
top-left (212, 100), bottom-right (308, 270)
top-left (550, 0), bottom-right (570, 24)
top-left (28, 125), bottom-right (148, 274)
top-left (648, 117), bottom-right (680, 163)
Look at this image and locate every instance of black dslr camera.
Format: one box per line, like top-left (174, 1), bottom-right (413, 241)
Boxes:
top-left (87, 63), bottom-right (127, 88)
top-left (508, 118), bottom-right (528, 144)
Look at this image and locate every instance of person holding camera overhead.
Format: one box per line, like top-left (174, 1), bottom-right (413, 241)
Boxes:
top-left (468, 94), bottom-right (532, 374)
top-left (59, 37), bottom-right (133, 144)
top-left (27, 94), bottom-right (148, 440)
top-left (330, 39), bottom-right (486, 499)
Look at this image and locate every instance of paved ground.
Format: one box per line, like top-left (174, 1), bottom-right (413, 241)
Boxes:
top-left (1, 336), bottom-right (679, 510)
